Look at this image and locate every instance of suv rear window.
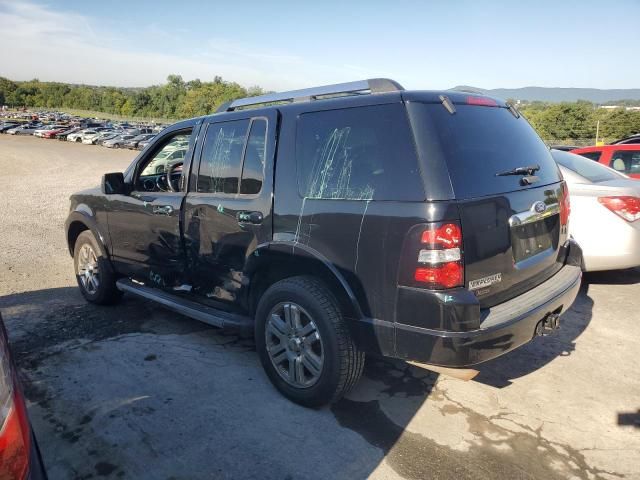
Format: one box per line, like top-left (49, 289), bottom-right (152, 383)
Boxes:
top-left (409, 103), bottom-right (561, 199)
top-left (296, 104), bottom-right (424, 201)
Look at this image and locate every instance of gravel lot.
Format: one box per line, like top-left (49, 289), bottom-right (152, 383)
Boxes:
top-left (0, 134), bottom-right (639, 480)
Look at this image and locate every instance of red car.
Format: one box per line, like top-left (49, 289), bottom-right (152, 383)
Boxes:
top-left (571, 145), bottom-right (640, 179)
top-left (0, 314), bottom-right (47, 479)
top-left (41, 128), bottom-right (66, 139)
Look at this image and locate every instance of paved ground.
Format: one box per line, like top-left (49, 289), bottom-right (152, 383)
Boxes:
top-left (0, 134), bottom-right (638, 480)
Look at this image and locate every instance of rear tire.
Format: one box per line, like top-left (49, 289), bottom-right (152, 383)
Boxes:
top-left (73, 230), bottom-right (122, 305)
top-left (255, 276), bottom-right (364, 407)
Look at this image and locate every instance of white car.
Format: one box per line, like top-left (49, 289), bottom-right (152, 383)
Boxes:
top-left (67, 130), bottom-right (90, 142)
top-left (552, 149), bottom-right (640, 271)
top-left (80, 130), bottom-right (101, 144)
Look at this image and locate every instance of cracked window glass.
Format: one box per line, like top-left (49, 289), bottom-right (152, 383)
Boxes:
top-left (197, 120), bottom-right (250, 194)
top-left (296, 104), bottom-right (424, 201)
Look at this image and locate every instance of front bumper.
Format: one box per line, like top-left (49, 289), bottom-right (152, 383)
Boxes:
top-left (393, 263), bottom-right (582, 367)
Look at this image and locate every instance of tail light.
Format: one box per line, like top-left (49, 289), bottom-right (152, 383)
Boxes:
top-left (0, 327), bottom-right (30, 480)
top-left (560, 182), bottom-right (571, 227)
top-left (414, 222), bottom-right (464, 289)
top-left (598, 196), bottom-right (640, 222)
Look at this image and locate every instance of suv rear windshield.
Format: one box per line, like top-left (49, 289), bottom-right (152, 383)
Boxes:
top-left (409, 103), bottom-right (560, 199)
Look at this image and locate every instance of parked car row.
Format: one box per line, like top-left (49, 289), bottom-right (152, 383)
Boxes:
top-left (0, 111), bottom-right (164, 151)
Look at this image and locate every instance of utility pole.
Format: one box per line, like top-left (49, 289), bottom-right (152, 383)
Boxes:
top-left (595, 120), bottom-right (600, 145)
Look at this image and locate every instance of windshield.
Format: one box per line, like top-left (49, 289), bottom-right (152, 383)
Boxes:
top-left (551, 149), bottom-right (622, 183)
top-left (409, 103), bottom-right (561, 198)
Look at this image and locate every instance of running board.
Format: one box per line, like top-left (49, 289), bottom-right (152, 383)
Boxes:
top-left (116, 279), bottom-right (253, 335)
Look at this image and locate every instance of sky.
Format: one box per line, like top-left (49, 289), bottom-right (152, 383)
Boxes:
top-left (0, 0), bottom-right (639, 91)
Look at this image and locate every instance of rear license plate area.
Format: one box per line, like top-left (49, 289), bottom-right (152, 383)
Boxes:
top-left (511, 218), bottom-right (555, 263)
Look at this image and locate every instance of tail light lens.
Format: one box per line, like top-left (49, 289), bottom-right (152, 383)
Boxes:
top-left (560, 182), bottom-right (571, 227)
top-left (598, 196), bottom-right (640, 222)
top-left (414, 222), bottom-right (464, 289)
top-left (0, 327), bottom-right (30, 480)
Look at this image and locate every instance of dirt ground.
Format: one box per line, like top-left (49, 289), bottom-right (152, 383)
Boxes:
top-left (0, 134), bottom-right (638, 480)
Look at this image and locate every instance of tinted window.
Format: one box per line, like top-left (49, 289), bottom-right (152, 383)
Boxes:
top-left (411, 104), bottom-right (560, 199)
top-left (296, 104), bottom-right (424, 201)
top-left (578, 151), bottom-right (603, 162)
top-left (197, 120), bottom-right (250, 194)
top-left (610, 150), bottom-right (640, 174)
top-left (240, 119), bottom-right (267, 195)
top-left (551, 150), bottom-right (621, 183)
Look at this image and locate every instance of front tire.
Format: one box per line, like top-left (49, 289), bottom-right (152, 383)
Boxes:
top-left (255, 276), bottom-right (364, 407)
top-left (73, 230), bottom-right (122, 305)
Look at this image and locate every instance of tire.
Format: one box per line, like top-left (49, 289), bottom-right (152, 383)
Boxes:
top-left (255, 276), bottom-right (364, 407)
top-left (75, 137), bottom-right (81, 143)
top-left (73, 230), bottom-right (122, 305)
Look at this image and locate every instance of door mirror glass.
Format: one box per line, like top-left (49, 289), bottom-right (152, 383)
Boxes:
top-left (102, 172), bottom-right (126, 195)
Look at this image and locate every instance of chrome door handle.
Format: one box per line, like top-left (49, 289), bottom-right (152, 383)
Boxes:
top-left (153, 205), bottom-right (173, 216)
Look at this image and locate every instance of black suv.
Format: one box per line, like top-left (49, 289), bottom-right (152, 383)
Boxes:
top-left (65, 79), bottom-right (582, 406)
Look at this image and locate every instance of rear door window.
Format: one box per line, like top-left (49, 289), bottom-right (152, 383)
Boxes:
top-left (197, 120), bottom-right (250, 194)
top-left (409, 103), bottom-right (561, 199)
top-left (240, 119), bottom-right (267, 195)
top-left (610, 150), bottom-right (640, 174)
top-left (296, 104), bottom-right (424, 201)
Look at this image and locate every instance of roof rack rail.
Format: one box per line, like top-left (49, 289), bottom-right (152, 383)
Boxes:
top-left (216, 78), bottom-right (404, 113)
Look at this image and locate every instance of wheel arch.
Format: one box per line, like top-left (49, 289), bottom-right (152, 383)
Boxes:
top-left (244, 242), bottom-right (365, 322)
top-left (65, 210), bottom-right (109, 259)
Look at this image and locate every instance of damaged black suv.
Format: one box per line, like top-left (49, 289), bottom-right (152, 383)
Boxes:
top-left (65, 79), bottom-right (583, 406)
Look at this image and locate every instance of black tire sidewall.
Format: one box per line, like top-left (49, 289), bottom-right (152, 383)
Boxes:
top-left (255, 278), bottom-right (344, 407)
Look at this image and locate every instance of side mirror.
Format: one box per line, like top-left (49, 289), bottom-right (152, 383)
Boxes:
top-left (102, 172), bottom-right (127, 195)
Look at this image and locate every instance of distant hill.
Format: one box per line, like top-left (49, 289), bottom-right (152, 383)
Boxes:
top-left (453, 85), bottom-right (640, 103)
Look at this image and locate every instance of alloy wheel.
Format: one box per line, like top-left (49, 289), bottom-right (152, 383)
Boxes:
top-left (265, 302), bottom-right (324, 388)
top-left (77, 244), bottom-right (100, 295)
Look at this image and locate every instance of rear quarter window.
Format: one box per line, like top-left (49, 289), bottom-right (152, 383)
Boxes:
top-left (409, 103), bottom-right (561, 199)
top-left (296, 104), bottom-right (424, 201)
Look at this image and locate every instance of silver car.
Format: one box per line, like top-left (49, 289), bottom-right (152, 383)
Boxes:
top-left (552, 149), bottom-right (640, 271)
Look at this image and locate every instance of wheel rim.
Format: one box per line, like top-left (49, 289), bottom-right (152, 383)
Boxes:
top-left (265, 302), bottom-right (324, 388)
top-left (77, 244), bottom-right (100, 294)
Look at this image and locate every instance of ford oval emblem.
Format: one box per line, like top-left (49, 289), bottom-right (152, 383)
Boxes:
top-left (533, 201), bottom-right (546, 213)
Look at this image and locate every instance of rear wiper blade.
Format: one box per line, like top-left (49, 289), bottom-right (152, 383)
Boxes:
top-left (495, 164), bottom-right (540, 177)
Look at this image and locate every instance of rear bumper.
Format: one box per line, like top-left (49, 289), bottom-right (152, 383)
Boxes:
top-left (393, 264), bottom-right (582, 367)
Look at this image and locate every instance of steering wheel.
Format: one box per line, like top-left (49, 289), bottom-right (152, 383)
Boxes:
top-left (166, 161), bottom-right (184, 192)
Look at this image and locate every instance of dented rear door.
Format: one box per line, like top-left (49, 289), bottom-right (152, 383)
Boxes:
top-left (183, 110), bottom-right (276, 308)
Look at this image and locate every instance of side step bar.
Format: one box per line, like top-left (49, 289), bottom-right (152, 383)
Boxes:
top-left (116, 279), bottom-right (254, 336)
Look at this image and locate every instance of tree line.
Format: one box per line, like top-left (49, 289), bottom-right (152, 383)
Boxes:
top-left (0, 75), bottom-right (264, 120)
top-left (518, 100), bottom-right (640, 143)
top-left (1, 75), bottom-right (639, 142)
